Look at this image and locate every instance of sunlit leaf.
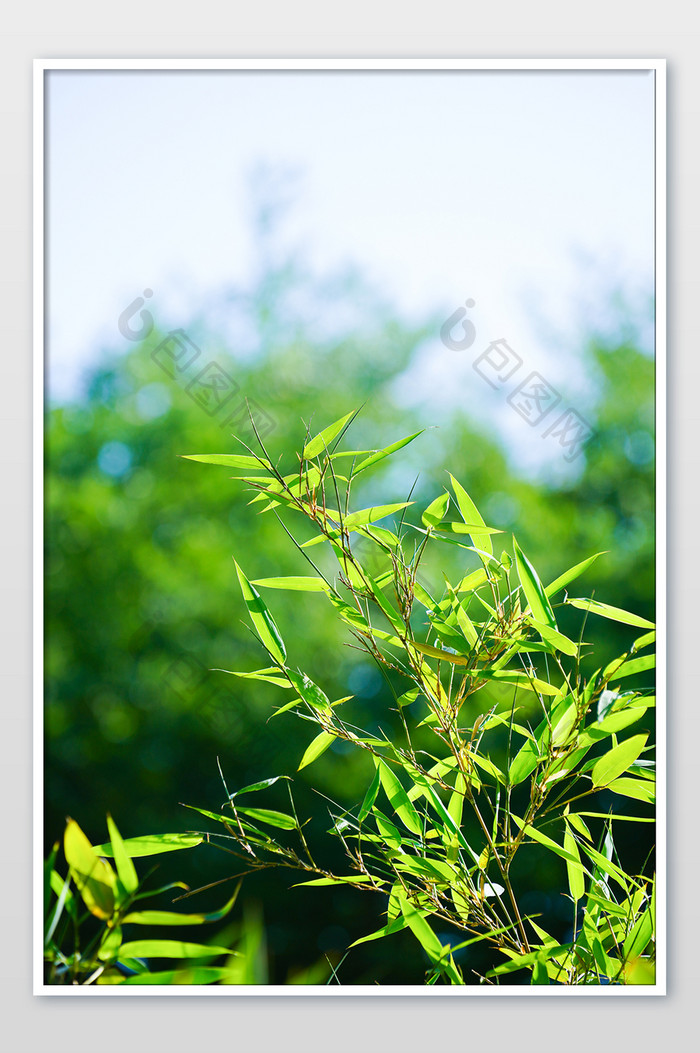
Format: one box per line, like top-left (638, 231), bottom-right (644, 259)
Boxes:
top-left (358, 766), bottom-right (382, 823)
top-left (303, 410), bottom-right (358, 459)
top-left (567, 598), bottom-right (654, 630)
top-left (448, 474), bottom-right (493, 556)
top-left (591, 734), bottom-right (648, 788)
top-left (235, 807), bottom-right (297, 830)
top-left (513, 539), bottom-right (556, 629)
top-left (352, 430), bottom-right (425, 476)
top-left (122, 889), bottom-right (240, 926)
top-left (93, 833), bottom-right (204, 857)
top-left (422, 491), bottom-right (450, 529)
top-left (233, 561), bottom-right (286, 664)
top-left (64, 818), bottom-right (116, 919)
top-left (606, 777), bottom-right (655, 804)
top-left (544, 553), bottom-right (606, 597)
top-left (181, 453), bottom-right (272, 470)
top-left (298, 730), bottom-right (335, 771)
top-left (106, 814), bottom-right (138, 898)
top-left (377, 759), bottom-right (423, 835)
top-left (119, 940), bottom-right (234, 959)
top-left (109, 965), bottom-right (239, 985)
top-left (251, 576), bottom-right (330, 593)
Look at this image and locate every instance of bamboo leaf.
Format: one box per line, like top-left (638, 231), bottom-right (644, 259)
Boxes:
top-left (122, 889), bottom-right (240, 926)
top-left (606, 655), bottom-right (656, 681)
top-left (109, 966), bottom-right (239, 985)
top-left (233, 560), bottom-right (286, 664)
top-left (303, 410), bottom-right (358, 459)
top-left (567, 598), bottom-right (654, 630)
top-left (64, 819), bottom-right (116, 920)
top-left (298, 730), bottom-right (335, 771)
top-left (119, 940), bottom-right (234, 959)
top-left (235, 807), bottom-right (297, 830)
top-left (377, 759), bottom-right (423, 835)
top-left (359, 766), bottom-right (382, 823)
top-left (563, 822), bottom-right (585, 901)
top-left (448, 474), bottom-right (493, 556)
top-left (606, 777), bottom-right (655, 804)
top-left (181, 453), bottom-right (272, 470)
top-left (591, 735), bottom-right (649, 788)
top-left (352, 431), bottom-right (425, 475)
top-left (422, 491), bottom-right (450, 529)
top-left (106, 814), bottom-right (138, 898)
top-left (544, 553), bottom-right (606, 597)
top-left (513, 538), bottom-right (557, 629)
top-left (93, 833), bottom-right (204, 857)
top-left (251, 576), bottom-right (330, 593)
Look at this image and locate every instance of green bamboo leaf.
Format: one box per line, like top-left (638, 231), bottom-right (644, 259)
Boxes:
top-left (435, 523), bottom-right (501, 536)
top-left (377, 759), bottom-right (423, 835)
top-left (623, 885), bottom-right (655, 961)
top-left (577, 706), bottom-right (648, 749)
top-left (352, 430), bottom-right (425, 475)
top-left (236, 807), bottom-right (297, 830)
top-left (577, 811), bottom-right (654, 823)
top-left (410, 640), bottom-right (468, 665)
top-left (563, 822), bottom-right (585, 901)
top-left (292, 875), bottom-right (369, 887)
top-left (64, 819), bottom-right (116, 920)
top-left (339, 502), bottom-right (414, 531)
top-left (399, 898), bottom-right (463, 983)
top-left (510, 815), bottom-right (588, 871)
top-left (513, 538), bottom-right (557, 629)
top-left (298, 730), bottom-right (335, 771)
top-left (300, 502), bottom-right (414, 548)
top-left (44, 842), bottom-right (59, 920)
top-left (399, 899), bottom-right (443, 960)
top-left (233, 561), bottom-right (286, 664)
top-left (181, 453), bottom-right (272, 470)
top-left (456, 568), bottom-right (489, 593)
top-left (567, 598), bottom-right (654, 630)
top-left (373, 809), bottom-right (404, 850)
top-left (229, 776), bottom-right (290, 798)
top-left (93, 833), bottom-right (204, 857)
top-left (591, 734), bottom-right (648, 788)
top-left (359, 766), bottom-right (382, 823)
top-left (448, 474), bottom-right (493, 556)
top-left (606, 777), bottom-right (655, 804)
top-left (303, 410), bottom-right (358, 459)
top-left (251, 577), bottom-right (330, 593)
top-left (122, 889), bottom-right (240, 926)
top-left (110, 966), bottom-right (238, 985)
top-left (606, 655), bottom-right (656, 681)
top-left (531, 620), bottom-right (578, 657)
top-left (181, 804), bottom-right (235, 827)
top-left (579, 843), bottom-right (630, 890)
top-left (544, 552), bottom-right (606, 597)
top-left (633, 630), bottom-right (656, 652)
top-left (216, 667), bottom-right (292, 687)
top-left (286, 670), bottom-right (332, 712)
top-left (468, 752), bottom-right (505, 785)
top-left (486, 944), bottom-right (571, 978)
top-left (106, 814), bottom-right (138, 897)
top-left (422, 491), bottom-right (450, 528)
top-left (479, 669), bottom-right (559, 696)
top-left (349, 916), bottom-right (409, 947)
top-left (119, 940), bottom-right (234, 959)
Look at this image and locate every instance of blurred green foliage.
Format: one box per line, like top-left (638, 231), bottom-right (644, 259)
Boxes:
top-left (45, 240), bottom-right (654, 983)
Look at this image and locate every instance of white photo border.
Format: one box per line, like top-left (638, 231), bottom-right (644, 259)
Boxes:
top-left (34, 57), bottom-right (666, 997)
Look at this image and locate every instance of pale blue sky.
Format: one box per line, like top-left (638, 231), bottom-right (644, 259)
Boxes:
top-left (46, 68), bottom-right (655, 467)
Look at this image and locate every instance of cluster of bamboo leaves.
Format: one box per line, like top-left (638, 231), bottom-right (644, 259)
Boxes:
top-left (44, 815), bottom-right (242, 985)
top-left (184, 410), bottom-right (656, 986)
